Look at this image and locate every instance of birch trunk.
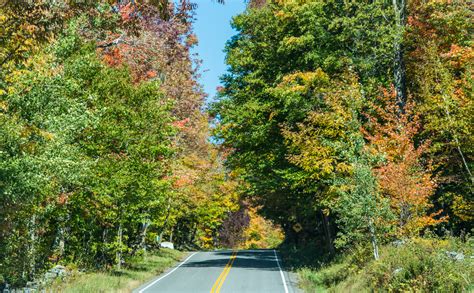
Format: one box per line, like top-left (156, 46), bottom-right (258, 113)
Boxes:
top-left (116, 223), bottom-right (123, 270)
top-left (139, 221), bottom-right (149, 253)
top-left (369, 219), bottom-right (380, 260)
top-left (393, 0), bottom-right (407, 112)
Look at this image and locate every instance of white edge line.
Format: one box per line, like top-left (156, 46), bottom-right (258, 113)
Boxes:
top-left (273, 249), bottom-right (289, 293)
top-left (138, 251), bottom-right (198, 293)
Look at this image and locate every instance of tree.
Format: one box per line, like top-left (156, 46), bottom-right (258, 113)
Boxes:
top-left (212, 0), bottom-right (399, 247)
top-left (364, 89), bottom-right (446, 238)
top-left (0, 1), bottom-right (237, 284)
top-left (405, 0), bottom-right (473, 231)
top-left (283, 73), bottom-right (392, 258)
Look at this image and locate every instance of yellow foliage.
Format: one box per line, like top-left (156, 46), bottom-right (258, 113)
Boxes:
top-left (451, 194), bottom-right (474, 222)
top-left (240, 206), bottom-right (284, 249)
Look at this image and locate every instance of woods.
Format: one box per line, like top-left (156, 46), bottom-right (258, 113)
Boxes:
top-left (0, 1), bottom-right (249, 287)
top-left (0, 0), bottom-right (472, 291)
top-left (212, 0), bottom-right (472, 290)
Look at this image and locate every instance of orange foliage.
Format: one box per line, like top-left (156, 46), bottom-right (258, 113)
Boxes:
top-left (364, 88), bottom-right (447, 237)
top-left (173, 176), bottom-right (194, 189)
top-left (441, 44), bottom-right (474, 69)
top-left (102, 47), bottom-right (123, 67)
top-left (146, 69), bottom-right (157, 78)
top-left (119, 2), bottom-right (135, 22)
top-left (172, 117), bottom-right (190, 130)
top-left (57, 192), bottom-right (70, 205)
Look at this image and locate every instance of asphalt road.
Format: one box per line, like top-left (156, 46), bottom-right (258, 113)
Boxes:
top-left (134, 250), bottom-right (300, 293)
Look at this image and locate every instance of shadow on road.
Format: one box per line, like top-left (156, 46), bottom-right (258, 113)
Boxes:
top-left (182, 250), bottom-right (279, 271)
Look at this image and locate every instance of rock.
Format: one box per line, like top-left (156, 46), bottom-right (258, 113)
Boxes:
top-left (43, 272), bottom-right (56, 281)
top-left (50, 265), bottom-right (67, 278)
top-left (445, 251), bottom-right (464, 261)
top-left (160, 242), bottom-right (174, 249)
top-left (392, 240), bottom-right (406, 247)
top-left (393, 268), bottom-right (403, 275)
top-left (2, 283), bottom-right (10, 293)
top-left (26, 281), bottom-right (38, 289)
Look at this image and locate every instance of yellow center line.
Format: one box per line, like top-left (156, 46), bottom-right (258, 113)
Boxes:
top-left (215, 251), bottom-right (237, 293)
top-left (210, 251), bottom-right (235, 293)
top-left (210, 250), bottom-right (238, 293)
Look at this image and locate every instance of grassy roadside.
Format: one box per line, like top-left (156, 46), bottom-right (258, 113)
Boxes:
top-left (49, 248), bottom-right (186, 293)
top-left (280, 237), bottom-right (473, 292)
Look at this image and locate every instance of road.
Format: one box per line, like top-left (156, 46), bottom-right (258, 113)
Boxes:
top-left (134, 249), bottom-right (300, 293)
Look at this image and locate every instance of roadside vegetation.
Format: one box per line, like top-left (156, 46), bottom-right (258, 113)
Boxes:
top-left (284, 236), bottom-right (472, 292)
top-left (49, 249), bottom-right (185, 293)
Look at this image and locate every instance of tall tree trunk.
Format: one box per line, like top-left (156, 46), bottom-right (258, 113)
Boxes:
top-left (139, 220), bottom-right (149, 253)
top-left (28, 214), bottom-right (36, 279)
top-left (368, 219), bottom-right (379, 260)
top-left (58, 226), bottom-right (65, 258)
top-left (116, 223), bottom-right (123, 270)
top-left (393, 0), bottom-right (407, 112)
top-left (321, 210), bottom-right (335, 256)
top-left (189, 223), bottom-right (197, 244)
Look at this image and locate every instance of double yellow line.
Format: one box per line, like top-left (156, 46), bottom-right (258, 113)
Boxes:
top-left (210, 250), bottom-right (238, 293)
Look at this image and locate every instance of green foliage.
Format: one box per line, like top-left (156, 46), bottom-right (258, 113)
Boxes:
top-left (214, 0), bottom-right (471, 253)
top-left (364, 238), bottom-right (472, 292)
top-left (1, 2), bottom-right (241, 288)
top-left (298, 237), bottom-right (473, 292)
top-left (0, 31), bottom-right (174, 282)
top-left (212, 0), bottom-right (401, 245)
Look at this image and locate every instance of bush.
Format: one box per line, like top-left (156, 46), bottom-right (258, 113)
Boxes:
top-left (298, 237), bottom-right (473, 292)
top-left (364, 237), bottom-right (472, 292)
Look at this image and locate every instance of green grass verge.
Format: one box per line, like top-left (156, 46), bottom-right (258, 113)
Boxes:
top-left (49, 248), bottom-right (186, 293)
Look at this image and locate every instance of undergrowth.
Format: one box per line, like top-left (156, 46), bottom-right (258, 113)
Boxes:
top-left (284, 236), bottom-right (473, 292)
top-left (48, 248), bottom-right (185, 293)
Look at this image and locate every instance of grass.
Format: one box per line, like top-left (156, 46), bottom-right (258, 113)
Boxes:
top-left (49, 248), bottom-right (186, 293)
top-left (281, 237), bottom-right (473, 292)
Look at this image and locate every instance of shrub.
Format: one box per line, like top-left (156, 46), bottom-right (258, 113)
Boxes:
top-left (364, 237), bottom-right (472, 292)
top-left (297, 237), bottom-right (473, 292)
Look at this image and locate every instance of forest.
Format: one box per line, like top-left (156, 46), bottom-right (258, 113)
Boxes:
top-left (0, 0), bottom-right (472, 292)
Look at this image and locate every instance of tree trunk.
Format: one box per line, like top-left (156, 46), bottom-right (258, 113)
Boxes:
top-left (393, 0), bottom-right (407, 112)
top-left (321, 210), bottom-right (335, 256)
top-left (189, 223), bottom-right (197, 244)
top-left (117, 223), bottom-right (123, 270)
top-left (28, 214), bottom-right (36, 279)
top-left (58, 226), bottom-right (65, 258)
top-left (159, 231), bottom-right (164, 246)
top-left (368, 219), bottom-right (379, 260)
top-left (139, 220), bottom-right (149, 253)
top-left (158, 200), bottom-right (172, 245)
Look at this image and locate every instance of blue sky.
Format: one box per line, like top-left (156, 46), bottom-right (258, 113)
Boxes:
top-left (192, 0), bottom-right (247, 102)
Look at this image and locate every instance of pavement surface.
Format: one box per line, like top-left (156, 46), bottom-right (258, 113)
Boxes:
top-left (133, 249), bottom-right (301, 293)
